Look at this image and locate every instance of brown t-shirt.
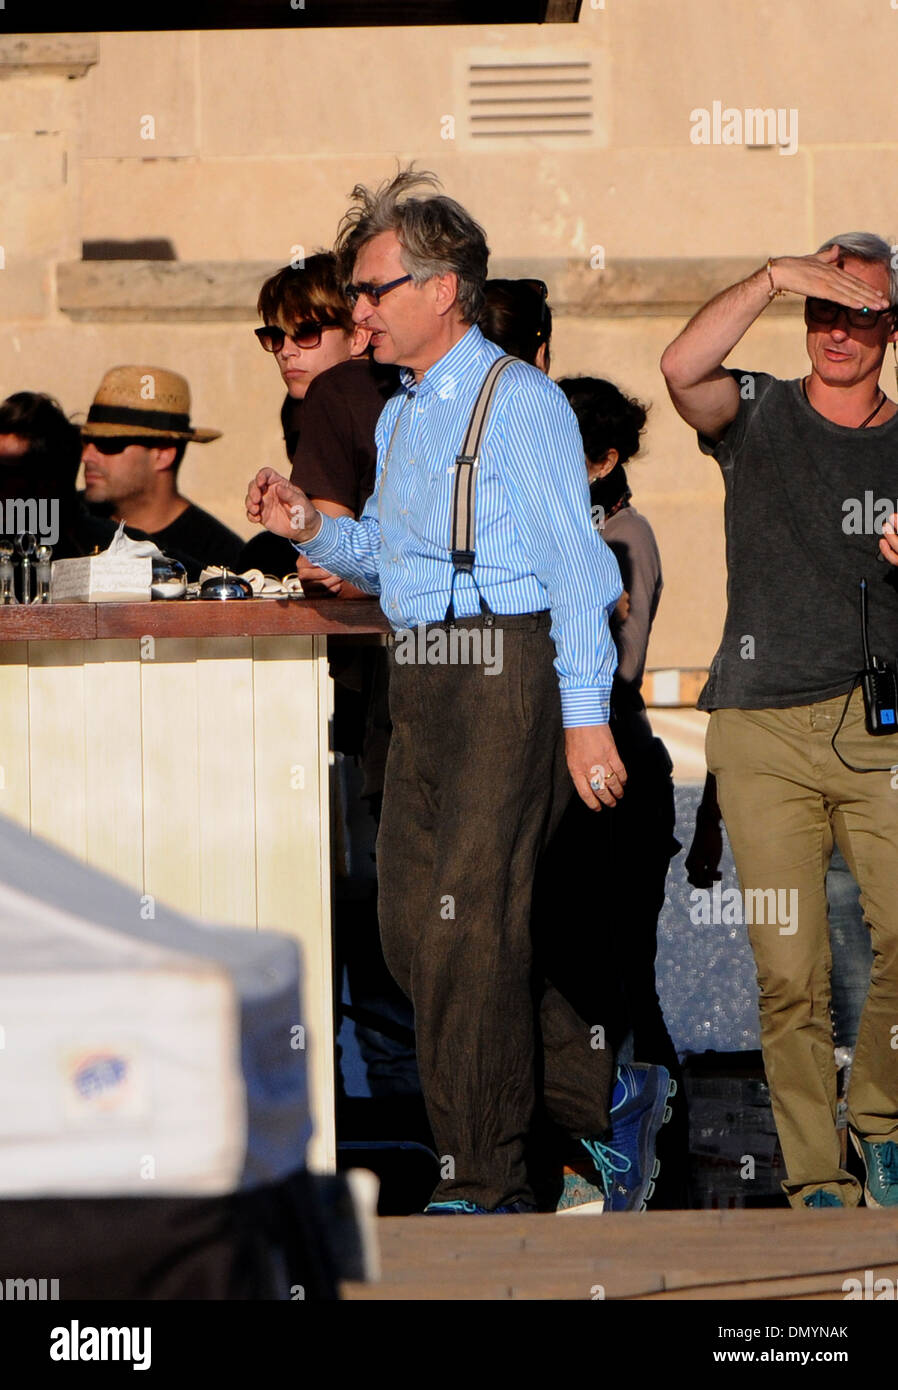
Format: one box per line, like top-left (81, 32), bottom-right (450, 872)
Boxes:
top-left (287, 357), bottom-right (397, 772)
top-left (280, 395), bottom-right (304, 464)
top-left (289, 357), bottom-right (398, 513)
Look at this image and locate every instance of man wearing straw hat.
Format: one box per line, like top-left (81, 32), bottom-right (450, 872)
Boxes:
top-left (81, 366), bottom-right (243, 574)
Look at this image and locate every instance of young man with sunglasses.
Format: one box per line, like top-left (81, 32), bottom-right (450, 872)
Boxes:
top-left (661, 233), bottom-right (898, 1210)
top-left (243, 254), bottom-right (399, 591)
top-left (251, 254), bottom-right (419, 1103)
top-left (81, 366), bottom-right (242, 577)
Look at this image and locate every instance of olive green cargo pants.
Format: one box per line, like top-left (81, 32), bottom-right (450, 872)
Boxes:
top-left (707, 688), bottom-right (898, 1207)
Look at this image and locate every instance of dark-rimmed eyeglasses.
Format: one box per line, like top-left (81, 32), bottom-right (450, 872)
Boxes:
top-left (254, 321), bottom-right (342, 353)
top-left (343, 274), bottom-right (413, 309)
top-left (804, 297), bottom-right (896, 331)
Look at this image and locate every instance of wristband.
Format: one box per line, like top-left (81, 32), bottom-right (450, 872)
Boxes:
top-left (766, 257), bottom-right (784, 300)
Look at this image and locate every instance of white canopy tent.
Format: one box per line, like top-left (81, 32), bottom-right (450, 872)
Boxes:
top-left (0, 812), bottom-right (342, 1298)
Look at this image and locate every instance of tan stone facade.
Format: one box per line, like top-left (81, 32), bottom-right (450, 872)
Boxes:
top-left (3, 7), bottom-right (897, 671)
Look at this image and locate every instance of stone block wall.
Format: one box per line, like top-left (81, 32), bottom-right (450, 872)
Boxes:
top-left (3, 5), bottom-right (897, 669)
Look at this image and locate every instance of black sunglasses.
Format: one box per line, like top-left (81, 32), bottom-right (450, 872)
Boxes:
top-left (343, 274), bottom-right (413, 309)
top-left (82, 436), bottom-right (175, 454)
top-left (255, 320), bottom-right (342, 353)
top-left (804, 297), bottom-right (896, 331)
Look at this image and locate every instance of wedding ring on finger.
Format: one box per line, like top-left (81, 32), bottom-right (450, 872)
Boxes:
top-left (589, 764), bottom-right (606, 794)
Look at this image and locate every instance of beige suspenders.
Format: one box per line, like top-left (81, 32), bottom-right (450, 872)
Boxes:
top-left (446, 355), bottom-right (516, 625)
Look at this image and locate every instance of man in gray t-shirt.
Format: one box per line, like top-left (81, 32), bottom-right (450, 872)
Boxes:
top-left (662, 233), bottom-right (898, 1211)
top-left (696, 366), bottom-right (898, 710)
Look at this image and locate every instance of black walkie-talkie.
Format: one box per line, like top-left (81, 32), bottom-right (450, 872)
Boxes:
top-left (859, 578), bottom-right (898, 734)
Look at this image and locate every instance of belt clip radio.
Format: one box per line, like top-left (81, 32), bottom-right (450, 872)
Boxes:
top-left (859, 578), bottom-right (898, 735)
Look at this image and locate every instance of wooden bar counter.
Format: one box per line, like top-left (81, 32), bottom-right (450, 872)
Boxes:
top-left (0, 597), bottom-right (391, 1171)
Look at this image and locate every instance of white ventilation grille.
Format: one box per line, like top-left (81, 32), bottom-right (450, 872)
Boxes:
top-left (469, 60), bottom-right (592, 138)
top-left (455, 49), bottom-right (601, 149)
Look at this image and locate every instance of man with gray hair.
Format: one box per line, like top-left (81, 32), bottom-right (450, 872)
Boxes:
top-left (247, 169), bottom-right (675, 1215)
top-left (662, 234), bottom-right (898, 1209)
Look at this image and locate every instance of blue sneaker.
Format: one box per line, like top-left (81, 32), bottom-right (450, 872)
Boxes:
top-left (802, 1189), bottom-right (844, 1209)
top-left (850, 1133), bottom-right (898, 1208)
top-left (576, 1063), bottom-right (674, 1213)
top-left (423, 1199), bottom-right (536, 1214)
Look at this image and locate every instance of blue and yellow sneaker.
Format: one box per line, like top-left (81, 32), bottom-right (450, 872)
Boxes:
top-left (557, 1062), bottom-right (674, 1214)
top-left (850, 1133), bottom-right (898, 1208)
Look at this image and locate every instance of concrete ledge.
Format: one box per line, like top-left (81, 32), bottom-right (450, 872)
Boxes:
top-left (0, 34), bottom-right (98, 79)
top-left (56, 256), bottom-right (803, 322)
top-left (57, 260), bottom-right (283, 322)
top-left (493, 257), bottom-right (800, 318)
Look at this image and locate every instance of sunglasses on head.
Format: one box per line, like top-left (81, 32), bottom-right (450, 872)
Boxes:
top-left (804, 297), bottom-right (896, 331)
top-left (254, 320), bottom-right (342, 353)
top-left (489, 278), bottom-right (551, 341)
top-left (521, 279), bottom-right (550, 340)
top-left (82, 436), bottom-right (173, 454)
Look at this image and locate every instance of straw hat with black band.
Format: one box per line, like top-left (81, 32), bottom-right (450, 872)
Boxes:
top-left (81, 366), bottom-right (221, 444)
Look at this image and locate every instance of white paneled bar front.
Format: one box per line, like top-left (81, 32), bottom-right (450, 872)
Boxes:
top-left (0, 600), bottom-right (392, 1173)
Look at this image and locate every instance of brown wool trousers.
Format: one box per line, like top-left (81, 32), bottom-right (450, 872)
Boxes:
top-left (376, 611), bottom-right (613, 1210)
top-left (707, 688), bottom-right (898, 1207)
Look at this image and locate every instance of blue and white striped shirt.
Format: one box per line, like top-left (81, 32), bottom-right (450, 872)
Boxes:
top-left (296, 323), bottom-right (622, 726)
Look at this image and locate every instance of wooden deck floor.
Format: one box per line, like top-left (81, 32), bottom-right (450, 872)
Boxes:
top-left (342, 1208), bottom-right (898, 1301)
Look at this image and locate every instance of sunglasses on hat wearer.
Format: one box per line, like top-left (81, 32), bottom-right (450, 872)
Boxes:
top-left (81, 435), bottom-right (183, 454)
top-left (254, 320), bottom-right (344, 353)
top-left (804, 297), bottom-right (897, 331)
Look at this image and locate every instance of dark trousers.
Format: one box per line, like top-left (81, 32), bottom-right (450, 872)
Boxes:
top-left (376, 611), bottom-right (613, 1209)
top-left (533, 726), bottom-right (680, 1066)
top-left (531, 722), bottom-right (690, 1205)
